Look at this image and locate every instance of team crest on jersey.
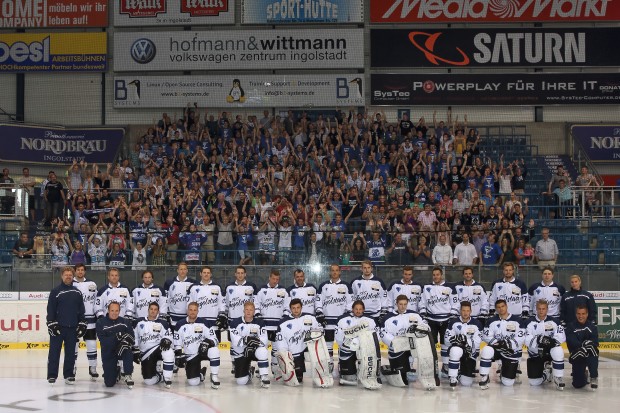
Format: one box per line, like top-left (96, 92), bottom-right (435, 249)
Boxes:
top-left (357, 282), bottom-right (362, 289)
top-left (426, 287), bottom-right (431, 292)
top-left (457, 325), bottom-right (462, 331)
top-left (458, 288), bottom-right (463, 294)
top-left (396, 287), bottom-right (401, 292)
top-left (277, 291), bottom-right (286, 298)
top-left (346, 319), bottom-right (352, 325)
top-left (303, 318), bottom-right (312, 326)
top-left (211, 288), bottom-right (219, 295)
top-left (194, 325), bottom-right (203, 333)
top-left (136, 291), bottom-right (141, 296)
top-left (498, 286), bottom-right (503, 291)
top-left (139, 324), bottom-right (144, 329)
top-left (512, 288), bottom-right (520, 295)
top-left (536, 288), bottom-right (541, 295)
top-left (506, 323), bottom-right (517, 332)
top-left (287, 323), bottom-right (293, 330)
top-left (394, 319), bottom-right (400, 326)
top-left (153, 324), bottom-right (161, 332)
top-left (292, 291), bottom-right (296, 297)
top-left (245, 288), bottom-right (253, 296)
top-left (228, 288), bottom-right (234, 295)
top-left (88, 285), bottom-right (96, 292)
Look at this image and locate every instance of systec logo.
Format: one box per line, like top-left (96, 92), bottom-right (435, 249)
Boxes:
top-left (408, 32), bottom-right (470, 66)
top-left (130, 39), bottom-right (156, 64)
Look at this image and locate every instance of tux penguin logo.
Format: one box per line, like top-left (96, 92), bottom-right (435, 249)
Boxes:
top-left (226, 79), bottom-right (246, 103)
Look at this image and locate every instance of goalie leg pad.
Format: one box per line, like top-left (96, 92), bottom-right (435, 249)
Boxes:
top-left (306, 333), bottom-right (334, 388)
top-left (408, 330), bottom-right (439, 389)
top-left (275, 351), bottom-right (299, 386)
top-left (356, 331), bottom-right (382, 390)
top-left (381, 365), bottom-right (407, 387)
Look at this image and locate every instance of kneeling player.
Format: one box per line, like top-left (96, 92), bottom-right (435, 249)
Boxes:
top-left (96, 302), bottom-right (136, 389)
top-left (335, 300), bottom-right (381, 390)
top-left (525, 299), bottom-right (566, 390)
top-left (380, 294), bottom-right (429, 386)
top-left (229, 301), bottom-right (271, 388)
top-left (174, 302), bottom-right (221, 388)
top-left (479, 299), bottom-right (525, 389)
top-left (445, 301), bottom-right (483, 389)
top-left (134, 303), bottom-right (175, 388)
top-left (566, 305), bottom-right (599, 390)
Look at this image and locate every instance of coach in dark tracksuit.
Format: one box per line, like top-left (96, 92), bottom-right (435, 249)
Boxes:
top-left (47, 266), bottom-right (86, 384)
top-left (566, 305), bottom-right (599, 389)
top-left (96, 301), bottom-right (135, 388)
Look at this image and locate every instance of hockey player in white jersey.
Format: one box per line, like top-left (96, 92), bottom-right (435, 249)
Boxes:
top-left (489, 262), bottom-right (529, 319)
top-left (479, 299), bottom-right (526, 389)
top-left (316, 264), bottom-right (353, 373)
top-left (351, 260), bottom-right (389, 324)
top-left (134, 302), bottom-right (175, 388)
top-left (132, 270), bottom-right (167, 322)
top-left (164, 262), bottom-right (197, 327)
top-left (174, 302), bottom-right (221, 389)
top-left (95, 267), bottom-right (133, 320)
top-left (188, 266), bottom-right (225, 341)
top-left (419, 266), bottom-right (454, 377)
top-left (335, 300), bottom-right (381, 389)
top-left (525, 299), bottom-right (566, 390)
top-left (274, 298), bottom-right (323, 385)
top-left (450, 267), bottom-right (489, 321)
top-left (286, 269), bottom-right (317, 315)
top-left (380, 294), bottom-right (429, 385)
top-left (387, 266), bottom-right (422, 313)
top-left (444, 301), bottom-right (483, 389)
top-left (229, 301), bottom-right (271, 388)
top-left (72, 263), bottom-right (99, 379)
top-left (254, 269), bottom-right (289, 375)
top-left (528, 267), bottom-right (566, 318)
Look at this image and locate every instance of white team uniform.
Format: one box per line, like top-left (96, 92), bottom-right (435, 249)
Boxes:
top-left (96, 284), bottom-right (133, 318)
top-left (387, 280), bottom-right (422, 312)
top-left (450, 281), bottom-right (489, 318)
top-left (480, 314), bottom-right (526, 386)
top-left (134, 317), bottom-right (175, 385)
top-left (286, 283), bottom-right (318, 315)
top-left (489, 278), bottom-right (529, 317)
top-left (524, 315), bottom-right (566, 386)
top-left (276, 314), bottom-right (322, 357)
top-left (188, 282), bottom-right (225, 327)
top-left (164, 276), bottom-right (197, 324)
top-left (73, 278), bottom-right (98, 327)
top-left (174, 317), bottom-right (221, 386)
top-left (444, 317), bottom-right (483, 386)
top-left (132, 284), bottom-right (167, 320)
top-left (528, 282), bottom-right (566, 317)
top-left (351, 275), bottom-right (389, 318)
top-left (315, 279), bottom-right (353, 330)
top-left (228, 316), bottom-right (270, 385)
top-left (224, 281), bottom-right (258, 320)
top-left (335, 315), bottom-right (377, 360)
top-left (380, 310), bottom-right (428, 359)
top-left (254, 284), bottom-right (289, 333)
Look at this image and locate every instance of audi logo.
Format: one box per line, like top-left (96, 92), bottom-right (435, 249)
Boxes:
top-left (130, 38), bottom-right (156, 64)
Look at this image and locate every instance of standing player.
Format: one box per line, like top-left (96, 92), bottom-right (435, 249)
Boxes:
top-left (164, 262), bottom-right (197, 327)
top-left (132, 270), bottom-right (167, 321)
top-left (524, 299), bottom-right (566, 390)
top-left (96, 301), bottom-right (136, 388)
top-left (351, 260), bottom-right (389, 324)
top-left (419, 266), bottom-right (454, 377)
top-left (174, 302), bottom-right (221, 388)
top-left (489, 262), bottom-right (529, 319)
top-left (47, 266), bottom-right (86, 384)
top-left (445, 301), bottom-right (483, 389)
top-left (387, 266), bottom-right (422, 313)
top-left (566, 305), bottom-right (599, 389)
top-left (450, 267), bottom-right (489, 322)
top-left (286, 269), bottom-right (317, 315)
top-left (96, 267), bottom-right (133, 320)
top-left (315, 263), bottom-right (353, 372)
top-left (560, 274), bottom-right (597, 325)
top-left (528, 267), bottom-right (566, 318)
top-left (72, 263), bottom-right (99, 379)
top-left (229, 301), bottom-right (271, 388)
top-left (380, 294), bottom-right (429, 385)
top-left (479, 299), bottom-right (526, 389)
top-left (188, 266), bottom-right (225, 341)
top-left (134, 302), bottom-right (175, 388)
top-left (254, 269), bottom-right (289, 375)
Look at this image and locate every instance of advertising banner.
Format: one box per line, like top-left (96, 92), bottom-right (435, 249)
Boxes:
top-left (0, 124), bottom-right (125, 164)
top-left (241, 0), bottom-right (363, 23)
top-left (113, 74), bottom-right (365, 108)
top-left (0, 32), bottom-right (107, 72)
top-left (0, 301), bottom-right (47, 343)
top-left (114, 0), bottom-right (235, 26)
top-left (371, 28), bottom-right (620, 68)
top-left (597, 300), bottom-right (620, 343)
top-left (370, 0), bottom-right (620, 23)
top-left (571, 125), bottom-right (620, 162)
top-left (0, 0), bottom-right (109, 28)
top-left (371, 73), bottom-right (620, 106)
top-left (113, 29), bottom-right (363, 71)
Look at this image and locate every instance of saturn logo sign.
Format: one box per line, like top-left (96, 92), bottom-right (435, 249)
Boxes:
top-left (131, 39), bottom-right (157, 64)
top-left (408, 32), bottom-right (470, 66)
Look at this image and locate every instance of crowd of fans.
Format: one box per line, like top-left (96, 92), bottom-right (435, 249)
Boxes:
top-left (9, 106), bottom-right (557, 269)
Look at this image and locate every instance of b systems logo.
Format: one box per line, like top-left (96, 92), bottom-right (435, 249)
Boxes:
top-left (408, 32), bottom-right (469, 66)
top-left (130, 39), bottom-right (156, 64)
top-left (336, 77), bottom-right (364, 105)
top-left (181, 0), bottom-right (229, 16)
top-left (120, 0), bottom-right (167, 17)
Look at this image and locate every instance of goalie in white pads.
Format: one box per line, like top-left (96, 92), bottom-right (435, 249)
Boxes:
top-left (335, 300), bottom-right (382, 390)
top-left (479, 299), bottom-right (526, 389)
top-left (380, 294), bottom-right (429, 386)
top-left (524, 299), bottom-right (566, 390)
top-left (134, 302), bottom-right (175, 388)
top-left (444, 301), bottom-right (483, 389)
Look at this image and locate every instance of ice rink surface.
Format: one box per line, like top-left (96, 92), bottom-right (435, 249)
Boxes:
top-left (1, 350), bottom-right (619, 413)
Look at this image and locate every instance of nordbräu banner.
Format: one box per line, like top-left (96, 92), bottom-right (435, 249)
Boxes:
top-left (571, 125), bottom-right (620, 162)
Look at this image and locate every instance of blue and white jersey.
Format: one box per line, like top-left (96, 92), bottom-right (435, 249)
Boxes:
top-left (387, 280), bottom-right (422, 312)
top-left (450, 281), bottom-right (489, 318)
top-left (419, 282), bottom-right (453, 321)
top-left (88, 244), bottom-right (107, 269)
top-left (444, 317), bottom-right (483, 356)
top-left (286, 283), bottom-right (317, 315)
top-left (315, 279), bottom-right (353, 329)
top-left (380, 310), bottom-right (428, 358)
top-left (254, 284), bottom-right (289, 331)
top-left (366, 237), bottom-right (387, 263)
top-left (73, 278), bottom-right (98, 325)
top-left (482, 314), bottom-right (526, 360)
top-left (174, 317), bottom-right (219, 361)
top-left (524, 316), bottom-right (565, 356)
top-left (335, 314), bottom-right (377, 358)
top-left (164, 276), bottom-right (197, 321)
top-left (276, 314), bottom-right (322, 357)
top-left (132, 284), bottom-right (167, 319)
top-left (188, 282), bottom-right (225, 327)
top-left (96, 283), bottom-right (133, 318)
top-left (528, 282), bottom-right (566, 317)
top-left (229, 316), bottom-right (268, 359)
top-left (135, 317), bottom-right (172, 356)
top-left (351, 275), bottom-right (388, 318)
top-left (224, 281), bottom-right (258, 320)
top-left (489, 278), bottom-right (529, 316)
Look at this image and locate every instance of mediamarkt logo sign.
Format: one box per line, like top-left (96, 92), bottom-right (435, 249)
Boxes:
top-left (371, 0), bottom-right (616, 22)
